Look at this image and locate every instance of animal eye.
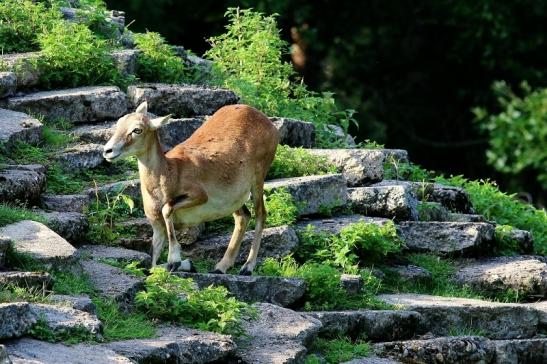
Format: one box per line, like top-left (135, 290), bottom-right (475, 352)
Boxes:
top-left (132, 128), bottom-right (142, 135)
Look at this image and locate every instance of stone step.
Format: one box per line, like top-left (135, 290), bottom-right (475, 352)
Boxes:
top-left (295, 214), bottom-right (389, 236)
top-left (497, 228), bottom-right (534, 254)
top-left (270, 117), bottom-right (315, 148)
top-left (343, 357), bottom-right (402, 364)
top-left (265, 174), bottom-right (347, 216)
top-left (0, 221), bottom-right (78, 270)
top-left (0, 345), bottom-right (9, 364)
top-left (236, 303), bottom-right (321, 363)
top-left (0, 238), bottom-right (9, 268)
top-left (0, 303), bottom-right (36, 339)
top-left (182, 225), bottom-right (299, 265)
top-left (308, 310), bottom-right (421, 342)
top-left (0, 52), bottom-right (41, 88)
top-left (0, 72), bottom-right (17, 98)
top-left (453, 256), bottom-right (547, 300)
top-left (378, 293), bottom-right (539, 339)
top-left (49, 295), bottom-right (96, 315)
top-left (29, 303), bottom-right (101, 340)
top-left (41, 194), bottom-right (90, 213)
top-left (77, 245), bottom-right (151, 267)
top-left (2, 86), bottom-right (128, 123)
top-left (37, 211), bottom-right (88, 244)
top-left (397, 221), bottom-right (495, 255)
top-left (0, 108), bottom-right (42, 151)
top-left (126, 83), bottom-right (238, 117)
top-left (0, 271), bottom-right (52, 290)
top-left (174, 272), bottom-right (306, 307)
top-left (55, 143), bottom-right (105, 171)
top-left (0, 164), bottom-right (46, 204)
top-left (80, 260), bottom-right (143, 308)
top-left (348, 184), bottom-right (419, 221)
top-left (86, 178), bottom-right (140, 201)
top-left (308, 149), bottom-right (407, 186)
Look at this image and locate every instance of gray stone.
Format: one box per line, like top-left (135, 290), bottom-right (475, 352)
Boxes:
top-left (295, 215), bottom-right (389, 236)
top-left (0, 221), bottom-right (77, 269)
top-left (237, 303), bottom-right (322, 364)
top-left (0, 52), bottom-right (41, 87)
top-left (157, 117), bottom-right (204, 150)
top-left (4, 86), bottom-right (128, 123)
top-left (496, 228), bottom-right (534, 254)
top-left (106, 325), bottom-right (236, 364)
top-left (0, 345), bottom-right (10, 364)
top-left (449, 213), bottom-right (486, 222)
top-left (0, 271), bottom-right (52, 290)
top-left (55, 143), bottom-right (105, 170)
top-left (397, 221), bottom-right (495, 255)
top-left (378, 294), bottom-right (539, 339)
top-left (390, 265), bottom-right (432, 281)
top-left (77, 245), bottom-right (151, 267)
top-left (374, 336), bottom-right (495, 364)
top-left (327, 124), bottom-right (356, 146)
top-left (454, 256), bottom-right (547, 299)
top-left (309, 310), bottom-right (421, 342)
top-left (111, 49), bottom-right (140, 75)
top-left (417, 201), bottom-right (451, 221)
top-left (87, 178), bottom-right (141, 201)
top-left (0, 238), bottom-right (9, 268)
top-left (182, 225), bottom-right (299, 265)
top-left (41, 194), bottom-right (90, 213)
top-left (0, 72), bottom-right (16, 99)
top-left (270, 117), bottom-right (316, 148)
top-left (308, 149), bottom-right (386, 186)
top-left (0, 164), bottom-right (46, 204)
top-left (343, 357), bottom-right (402, 364)
top-left (49, 295), bottom-right (96, 315)
top-left (37, 211), bottom-right (88, 244)
top-left (340, 274), bottom-right (363, 295)
top-left (29, 303), bottom-right (101, 339)
top-left (71, 120), bottom-right (115, 144)
top-left (348, 185), bottom-right (419, 221)
top-left (5, 338), bottom-right (133, 364)
top-left (126, 83), bottom-right (238, 117)
top-left (80, 260), bottom-right (143, 307)
top-left (0, 303), bottom-right (36, 339)
top-left (265, 174), bottom-right (347, 216)
top-left (174, 272), bottom-right (306, 307)
top-left (493, 338), bottom-right (547, 363)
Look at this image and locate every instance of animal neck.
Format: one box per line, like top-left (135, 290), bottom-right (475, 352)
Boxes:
top-left (136, 133), bottom-right (167, 184)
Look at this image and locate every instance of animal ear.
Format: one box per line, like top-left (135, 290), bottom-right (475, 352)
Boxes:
top-left (135, 101), bottom-right (148, 114)
top-left (149, 114), bottom-right (171, 130)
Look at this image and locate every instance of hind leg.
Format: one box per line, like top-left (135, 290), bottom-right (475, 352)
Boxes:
top-left (212, 205), bottom-right (251, 274)
top-left (150, 220), bottom-right (167, 267)
top-left (240, 183), bottom-right (266, 275)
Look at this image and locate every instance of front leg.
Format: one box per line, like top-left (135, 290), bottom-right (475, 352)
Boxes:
top-left (150, 220), bottom-right (167, 267)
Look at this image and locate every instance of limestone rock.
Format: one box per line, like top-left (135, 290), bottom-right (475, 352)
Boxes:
top-left (397, 221), bottom-right (495, 255)
top-left (495, 228), bottom-right (534, 254)
top-left (29, 304), bottom-right (101, 339)
top-left (106, 325), bottom-right (236, 363)
top-left (0, 345), bottom-right (10, 364)
top-left (493, 338), bottom-right (547, 363)
top-left (348, 185), bottom-right (419, 221)
top-left (111, 49), bottom-right (140, 75)
top-left (309, 310), bottom-right (421, 342)
top-left (0, 164), bottom-right (46, 204)
top-left (343, 357), bottom-right (402, 364)
top-left (340, 274), bottom-right (363, 295)
top-left (0, 271), bottom-right (52, 290)
top-left (4, 86), bottom-right (128, 123)
top-left (237, 303), bottom-right (322, 363)
top-left (38, 211), bottom-right (88, 244)
top-left (454, 256), bottom-right (547, 299)
top-left (417, 201), bottom-right (450, 221)
top-left (0, 303), bottom-right (36, 339)
top-left (390, 265), bottom-right (432, 282)
top-left (77, 245), bottom-right (151, 267)
top-left (375, 336), bottom-right (495, 364)
top-left (174, 272), bottom-right (306, 307)
top-left (0, 52), bottom-right (41, 87)
top-left (265, 174), bottom-right (347, 216)
top-left (55, 143), bottom-right (104, 170)
top-left (80, 260), bottom-right (143, 307)
top-left (126, 83), bottom-right (238, 117)
top-left (71, 121), bottom-right (115, 144)
top-left (0, 72), bottom-right (17, 99)
top-left (449, 213), bottom-right (486, 223)
top-left (49, 295), bottom-right (96, 315)
top-left (378, 294), bottom-right (539, 339)
top-left (41, 194), bottom-right (90, 213)
top-left (308, 149), bottom-right (386, 186)
top-left (270, 117), bottom-right (315, 148)
top-left (157, 117), bottom-right (204, 150)
top-left (87, 179), bottom-right (140, 201)
top-left (326, 124), bottom-right (356, 146)
top-left (182, 225), bottom-right (299, 265)
top-left (0, 221), bottom-right (77, 269)
top-left (295, 215), bottom-right (389, 236)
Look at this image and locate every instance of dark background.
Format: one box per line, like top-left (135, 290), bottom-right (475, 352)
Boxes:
top-left (106, 0), bottom-right (547, 202)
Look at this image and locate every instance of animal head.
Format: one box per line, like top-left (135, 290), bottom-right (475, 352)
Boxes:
top-left (103, 102), bottom-right (171, 162)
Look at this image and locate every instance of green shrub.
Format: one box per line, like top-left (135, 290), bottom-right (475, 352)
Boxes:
top-left (205, 8), bottom-right (354, 147)
top-left (133, 31), bottom-right (187, 83)
top-left (268, 145), bottom-right (337, 179)
top-left (135, 267), bottom-right (255, 336)
top-left (309, 337), bottom-right (372, 363)
top-left (262, 188), bottom-right (298, 227)
top-left (473, 81), bottom-right (547, 188)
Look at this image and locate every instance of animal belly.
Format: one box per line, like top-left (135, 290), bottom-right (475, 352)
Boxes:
top-left (174, 190), bottom-right (251, 225)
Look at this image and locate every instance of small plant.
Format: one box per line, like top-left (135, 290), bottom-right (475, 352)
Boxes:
top-left (99, 259), bottom-right (146, 277)
top-left (383, 158), bottom-right (434, 182)
top-left (29, 318), bottom-right (97, 344)
top-left (134, 31), bottom-right (187, 83)
top-left (94, 298), bottom-right (156, 341)
top-left (51, 271), bottom-right (95, 296)
top-left (267, 145), bottom-right (337, 180)
top-left (135, 267), bottom-right (256, 336)
top-left (0, 203), bottom-right (47, 228)
top-left (0, 285), bottom-right (50, 304)
top-left (308, 337), bottom-right (372, 363)
top-left (494, 225), bottom-right (520, 256)
top-left (447, 325), bottom-right (487, 337)
top-left (262, 188), bottom-right (299, 227)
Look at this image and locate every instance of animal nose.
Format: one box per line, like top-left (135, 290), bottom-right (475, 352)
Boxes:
top-left (104, 148), bottom-right (113, 154)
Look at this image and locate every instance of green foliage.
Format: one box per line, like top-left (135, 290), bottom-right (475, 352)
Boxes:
top-left (0, 203), bottom-right (47, 227)
top-left (0, 285), bottom-right (50, 304)
top-left (99, 259), bottom-right (146, 277)
top-left (267, 145), bottom-right (337, 179)
top-left (94, 298), bottom-right (156, 341)
top-left (447, 325), bottom-right (487, 337)
top-left (29, 318), bottom-right (97, 344)
top-left (133, 31), bottom-right (187, 83)
top-left (383, 158), bottom-right (434, 182)
top-left (205, 8), bottom-right (353, 147)
top-left (0, 0), bottom-right (61, 53)
top-left (37, 21), bottom-right (127, 88)
top-left (51, 271), bottom-right (95, 295)
top-left (135, 267), bottom-right (255, 336)
top-left (308, 337), bottom-right (372, 364)
top-left (262, 188), bottom-right (298, 227)
top-left (494, 225), bottom-right (521, 256)
top-left (473, 81), bottom-right (547, 188)
top-left (5, 249), bottom-right (46, 272)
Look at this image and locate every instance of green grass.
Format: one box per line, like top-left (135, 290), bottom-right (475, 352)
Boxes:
top-left (94, 298), bottom-right (157, 341)
top-left (447, 325), bottom-right (487, 337)
top-left (0, 204), bottom-right (47, 227)
top-left (307, 337), bottom-right (372, 363)
top-left (29, 318), bottom-right (97, 344)
top-left (267, 145), bottom-right (337, 180)
top-left (0, 285), bottom-right (51, 304)
top-left (50, 271), bottom-right (96, 296)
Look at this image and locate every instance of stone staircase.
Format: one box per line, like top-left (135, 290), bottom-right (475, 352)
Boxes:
top-left (0, 37), bottom-right (545, 364)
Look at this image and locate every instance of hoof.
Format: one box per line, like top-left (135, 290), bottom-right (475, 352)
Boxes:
top-left (209, 269), bottom-right (224, 274)
top-left (187, 261), bottom-right (197, 273)
top-left (239, 267), bottom-right (252, 276)
top-left (167, 261), bottom-right (181, 272)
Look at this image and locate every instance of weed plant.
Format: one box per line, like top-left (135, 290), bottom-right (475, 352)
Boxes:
top-left (306, 337), bottom-right (372, 363)
top-left (267, 145), bottom-right (337, 180)
top-left (0, 204), bottom-right (46, 227)
top-left (134, 31), bottom-right (187, 83)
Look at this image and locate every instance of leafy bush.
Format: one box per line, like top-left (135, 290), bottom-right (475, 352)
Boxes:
top-left (135, 267), bottom-right (255, 336)
top-left (473, 81), bottom-right (547, 188)
top-left (262, 188), bottom-right (298, 227)
top-left (133, 31), bottom-right (187, 83)
top-left (205, 8), bottom-right (354, 147)
top-left (268, 145), bottom-right (337, 179)
top-left (308, 337), bottom-right (372, 363)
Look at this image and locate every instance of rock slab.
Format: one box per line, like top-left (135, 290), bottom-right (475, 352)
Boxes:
top-left (0, 164), bottom-right (46, 204)
top-left (0, 109), bottom-right (42, 151)
top-left (270, 117), bottom-right (315, 148)
top-left (0, 303), bottom-right (36, 340)
top-left (348, 184), bottom-right (419, 221)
